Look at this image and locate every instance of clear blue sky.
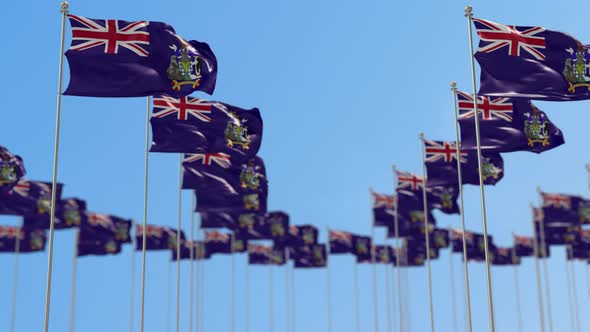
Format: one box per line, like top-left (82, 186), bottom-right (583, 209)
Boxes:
top-left (1, 0), bottom-right (590, 331)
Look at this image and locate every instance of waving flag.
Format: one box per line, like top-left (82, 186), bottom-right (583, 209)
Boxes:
top-left (288, 225), bottom-right (319, 247)
top-left (150, 98), bottom-right (263, 158)
top-left (473, 17), bottom-right (590, 101)
top-left (329, 230), bottom-right (354, 254)
top-left (64, 14), bottom-right (217, 97)
top-left (82, 212), bottom-right (132, 244)
top-left (492, 247), bottom-right (520, 266)
top-left (540, 192), bottom-right (580, 225)
top-left (457, 90), bottom-right (564, 153)
top-left (204, 230), bottom-right (232, 255)
top-left (0, 146), bottom-right (26, 193)
top-left (0, 180), bottom-right (63, 217)
top-left (351, 235), bottom-right (372, 262)
top-left (248, 244), bottom-right (286, 265)
top-left (77, 236), bottom-right (121, 257)
top-left (423, 139), bottom-right (504, 187)
top-left (184, 155), bottom-right (268, 213)
top-left (292, 244), bottom-right (327, 268)
top-left (371, 190), bottom-right (396, 227)
top-left (136, 225), bottom-right (184, 250)
top-left (513, 234), bottom-right (535, 257)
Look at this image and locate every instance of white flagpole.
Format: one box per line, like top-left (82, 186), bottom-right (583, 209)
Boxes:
top-left (175, 156), bottom-right (183, 332)
top-left (511, 245), bottom-right (523, 332)
top-left (354, 261), bottom-right (361, 332)
top-left (285, 249), bottom-right (291, 332)
top-left (532, 218), bottom-right (546, 332)
top-left (270, 265), bottom-right (275, 332)
top-left (231, 235), bottom-right (236, 332)
top-left (167, 262), bottom-right (172, 332)
top-left (404, 255), bottom-right (412, 332)
top-left (68, 231), bottom-right (79, 332)
top-left (418, 133), bottom-right (435, 332)
top-left (199, 245), bottom-right (205, 332)
top-left (9, 233), bottom-right (21, 332)
top-left (535, 188), bottom-right (553, 332)
top-left (448, 228), bottom-right (458, 332)
top-left (566, 254), bottom-right (576, 332)
top-left (450, 81), bottom-right (473, 332)
top-left (189, 196), bottom-right (195, 332)
top-left (195, 218), bottom-right (200, 332)
top-left (245, 259), bottom-right (251, 332)
top-left (326, 227), bottom-right (334, 332)
top-left (129, 220), bottom-right (136, 332)
top-left (292, 267), bottom-right (297, 332)
top-left (464, 6), bottom-right (496, 331)
top-left (43, 3), bottom-right (69, 331)
top-left (370, 202), bottom-right (380, 332)
top-left (391, 166), bottom-right (404, 332)
top-left (139, 95), bottom-right (152, 332)
top-left (383, 234), bottom-right (393, 332)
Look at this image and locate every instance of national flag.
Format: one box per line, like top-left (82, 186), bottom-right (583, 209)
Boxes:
top-left (288, 225), bottom-right (319, 247)
top-left (329, 229), bottom-right (354, 254)
top-left (292, 244), bottom-right (327, 268)
top-left (0, 227), bottom-right (43, 253)
top-left (457, 90), bottom-right (564, 153)
top-left (395, 170), bottom-right (424, 193)
top-left (423, 139), bottom-right (504, 187)
top-left (77, 234), bottom-right (121, 257)
top-left (150, 98), bottom-right (263, 158)
top-left (492, 247), bottom-right (520, 266)
top-left (351, 235), bottom-right (372, 261)
top-left (64, 14), bottom-right (217, 97)
top-left (0, 146), bottom-right (26, 193)
top-left (248, 244), bottom-right (285, 265)
top-left (536, 222), bottom-right (579, 245)
top-left (204, 230), bottom-right (232, 255)
top-left (539, 192), bottom-right (579, 225)
top-left (472, 17), bottom-right (590, 101)
top-left (82, 212), bottom-right (132, 243)
top-left (513, 234), bottom-right (535, 257)
top-left (0, 180), bottom-right (63, 217)
top-left (135, 225), bottom-right (184, 250)
top-left (371, 190), bottom-right (396, 227)
top-left (184, 155), bottom-right (268, 213)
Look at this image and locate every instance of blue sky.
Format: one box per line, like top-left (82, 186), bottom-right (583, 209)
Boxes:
top-left (1, 0), bottom-right (590, 331)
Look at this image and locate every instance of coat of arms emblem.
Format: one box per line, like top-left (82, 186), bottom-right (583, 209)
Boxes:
top-left (410, 210), bottom-right (425, 223)
top-left (440, 189), bottom-right (454, 210)
top-left (579, 202), bottom-right (590, 224)
top-left (0, 159), bottom-right (17, 187)
top-left (240, 160), bottom-right (262, 190)
top-left (479, 157), bottom-right (502, 182)
top-left (225, 114), bottom-right (251, 150)
top-left (64, 209), bottom-right (81, 226)
top-left (523, 105), bottom-right (550, 147)
top-left (563, 44), bottom-right (590, 93)
top-left (313, 247), bottom-right (325, 265)
top-left (105, 240), bottom-right (118, 253)
top-left (29, 231), bottom-right (44, 250)
top-left (115, 224), bottom-right (129, 242)
top-left (379, 248), bottom-right (390, 263)
top-left (37, 196), bottom-right (51, 215)
top-left (166, 44), bottom-right (203, 91)
top-left (232, 238), bottom-right (245, 252)
top-left (167, 236), bottom-right (178, 250)
top-left (302, 229), bottom-right (315, 245)
top-left (243, 193), bottom-right (260, 211)
top-left (238, 213), bottom-right (256, 229)
top-left (355, 239), bottom-right (369, 255)
top-left (270, 221), bottom-right (285, 237)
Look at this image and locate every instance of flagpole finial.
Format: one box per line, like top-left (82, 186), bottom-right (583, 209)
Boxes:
top-left (536, 186), bottom-right (542, 194)
top-left (419, 132), bottom-right (424, 140)
top-left (60, 1), bottom-right (69, 14)
top-left (450, 81), bottom-right (457, 90)
top-left (392, 164), bottom-right (396, 172)
top-left (464, 5), bottom-right (473, 17)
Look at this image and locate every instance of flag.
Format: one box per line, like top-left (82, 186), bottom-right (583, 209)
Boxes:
top-left (540, 192), bottom-right (581, 225)
top-left (293, 244), bottom-right (327, 268)
top-left (468, 233), bottom-right (496, 262)
top-left (492, 247), bottom-right (520, 266)
top-left (82, 212), bottom-right (132, 243)
top-left (288, 225), bottom-right (319, 247)
top-left (472, 17), bottom-right (590, 101)
top-left (248, 244), bottom-right (285, 265)
top-left (427, 185), bottom-right (460, 215)
top-left (329, 229), bottom-right (354, 254)
top-left (536, 222), bottom-right (579, 245)
top-left (150, 98), bottom-right (263, 158)
top-left (77, 235), bottom-right (121, 257)
top-left (351, 235), bottom-right (372, 261)
top-left (64, 14), bottom-right (217, 97)
top-left (23, 198), bottom-right (87, 230)
top-left (358, 245), bottom-right (393, 264)
top-left (457, 90), bottom-right (564, 153)
top-left (0, 227), bottom-right (46, 253)
top-left (204, 230), bottom-right (232, 255)
top-left (513, 234), bottom-right (535, 257)
top-left (423, 139), bottom-right (504, 186)
top-left (0, 180), bottom-right (63, 217)
top-left (0, 146), bottom-right (26, 193)
top-left (371, 190), bottom-right (396, 227)
top-left (183, 155), bottom-right (268, 213)
top-left (135, 225), bottom-right (184, 250)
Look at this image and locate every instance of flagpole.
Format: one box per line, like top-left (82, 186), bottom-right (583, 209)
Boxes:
top-left (354, 261), bottom-right (361, 332)
top-left (448, 227), bottom-right (458, 332)
top-left (199, 248), bottom-right (205, 332)
top-left (167, 262), bottom-right (172, 332)
top-left (531, 217), bottom-right (546, 332)
top-left (129, 219), bottom-right (136, 332)
top-left (285, 248), bottom-right (291, 332)
top-left (565, 255), bottom-right (576, 332)
top-left (270, 265), bottom-right (274, 332)
top-left (245, 259), bottom-right (251, 332)
top-left (291, 265), bottom-right (296, 332)
top-left (68, 230), bottom-right (79, 332)
top-left (569, 261), bottom-right (581, 332)
top-left (43, 3), bottom-right (69, 331)
top-left (383, 234), bottom-right (393, 332)
top-left (370, 202), bottom-right (380, 332)
top-left (464, 6), bottom-right (496, 331)
top-left (326, 227), bottom-right (334, 332)
top-left (195, 218), bottom-right (200, 332)
top-left (9, 234), bottom-right (21, 332)
top-left (418, 133), bottom-right (435, 332)
top-left (450, 81), bottom-right (473, 332)
top-left (535, 188), bottom-right (553, 332)
top-left (230, 235), bottom-right (235, 332)
top-left (139, 95), bottom-right (152, 332)
top-left (404, 258), bottom-right (412, 332)
top-left (189, 196), bottom-right (195, 332)
top-left (511, 245), bottom-right (523, 332)
top-left (392, 165), bottom-right (403, 332)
